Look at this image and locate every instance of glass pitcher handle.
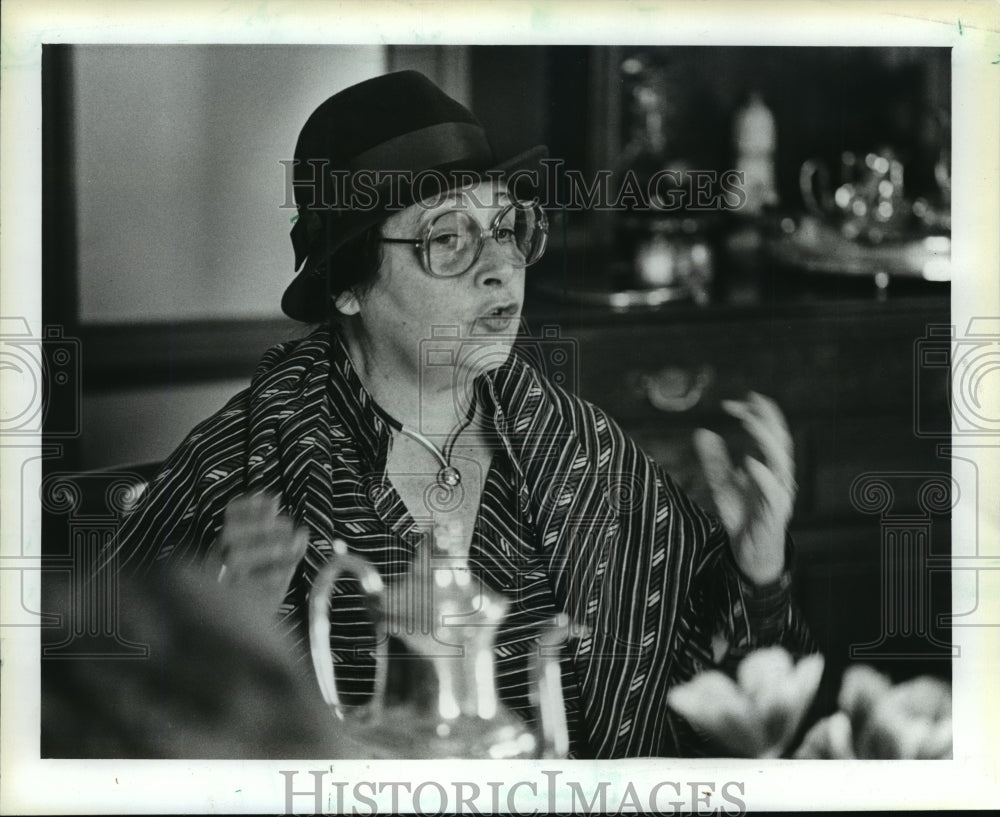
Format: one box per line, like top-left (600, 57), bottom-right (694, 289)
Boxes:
top-left (529, 613), bottom-right (573, 759)
top-left (308, 540), bottom-right (388, 720)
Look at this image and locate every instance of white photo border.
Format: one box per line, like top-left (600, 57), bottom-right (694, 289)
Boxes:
top-left (2, 0), bottom-right (998, 813)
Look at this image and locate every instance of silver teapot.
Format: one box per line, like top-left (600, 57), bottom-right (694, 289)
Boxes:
top-left (308, 526), bottom-right (570, 758)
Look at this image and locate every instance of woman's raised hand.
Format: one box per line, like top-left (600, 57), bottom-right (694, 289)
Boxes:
top-left (693, 392), bottom-right (796, 586)
top-left (216, 493), bottom-right (309, 616)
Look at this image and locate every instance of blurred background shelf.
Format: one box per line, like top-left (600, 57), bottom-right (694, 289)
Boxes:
top-left (522, 284), bottom-right (952, 683)
top-left (42, 43), bottom-right (956, 686)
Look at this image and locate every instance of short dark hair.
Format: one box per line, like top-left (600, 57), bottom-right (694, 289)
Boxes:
top-left (322, 221), bottom-right (386, 319)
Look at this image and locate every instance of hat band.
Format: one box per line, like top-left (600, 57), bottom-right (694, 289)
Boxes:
top-left (345, 121), bottom-right (493, 174)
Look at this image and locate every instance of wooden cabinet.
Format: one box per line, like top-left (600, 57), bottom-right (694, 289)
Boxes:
top-left (68, 288), bottom-right (954, 684)
top-left (523, 292), bottom-right (953, 681)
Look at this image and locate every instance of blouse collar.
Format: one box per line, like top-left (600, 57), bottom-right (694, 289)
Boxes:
top-left (325, 325), bottom-right (535, 474)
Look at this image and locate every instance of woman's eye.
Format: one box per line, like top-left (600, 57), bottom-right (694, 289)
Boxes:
top-left (496, 227), bottom-right (515, 241)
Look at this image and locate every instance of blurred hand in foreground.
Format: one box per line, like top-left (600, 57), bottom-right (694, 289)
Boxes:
top-left (217, 493), bottom-right (309, 616)
top-left (795, 665), bottom-right (952, 759)
top-left (694, 392), bottom-right (795, 586)
top-left (667, 646), bottom-right (824, 758)
top-left (42, 565), bottom-right (343, 758)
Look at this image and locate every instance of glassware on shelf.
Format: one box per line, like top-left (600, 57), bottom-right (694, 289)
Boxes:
top-left (610, 53), bottom-right (716, 303)
top-left (732, 91), bottom-right (779, 218)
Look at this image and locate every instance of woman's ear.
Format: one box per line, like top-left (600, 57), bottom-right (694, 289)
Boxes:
top-left (333, 290), bottom-right (361, 316)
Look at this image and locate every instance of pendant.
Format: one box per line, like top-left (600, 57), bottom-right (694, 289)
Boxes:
top-left (437, 466), bottom-right (461, 488)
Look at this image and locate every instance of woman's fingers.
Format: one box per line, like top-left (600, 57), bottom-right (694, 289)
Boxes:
top-left (695, 426), bottom-right (793, 521)
top-left (216, 495), bottom-right (309, 617)
top-left (222, 524), bottom-right (296, 557)
top-left (696, 404), bottom-right (792, 584)
top-left (224, 539), bottom-right (301, 574)
top-left (693, 428), bottom-right (746, 533)
top-left (721, 394), bottom-right (795, 491)
top-left (744, 455), bottom-right (794, 519)
top-left (221, 493), bottom-right (280, 533)
top-left (748, 391), bottom-right (792, 444)
top-left (693, 428), bottom-right (734, 487)
top-left (218, 494), bottom-right (308, 582)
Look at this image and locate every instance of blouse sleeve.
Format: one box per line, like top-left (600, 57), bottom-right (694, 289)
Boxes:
top-left (101, 390), bottom-right (251, 579)
top-left (647, 463), bottom-right (816, 756)
top-left (660, 462), bottom-right (815, 671)
top-left (708, 521), bottom-right (817, 670)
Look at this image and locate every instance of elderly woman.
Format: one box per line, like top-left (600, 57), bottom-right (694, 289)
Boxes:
top-left (110, 71), bottom-right (812, 758)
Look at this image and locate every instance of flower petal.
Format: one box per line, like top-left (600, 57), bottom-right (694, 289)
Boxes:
top-left (737, 646), bottom-right (793, 706)
top-left (858, 676), bottom-right (952, 759)
top-left (794, 711), bottom-right (855, 759)
top-left (760, 653), bottom-right (826, 753)
top-left (667, 671), bottom-right (764, 756)
top-left (917, 717), bottom-right (953, 759)
top-left (838, 664), bottom-right (891, 733)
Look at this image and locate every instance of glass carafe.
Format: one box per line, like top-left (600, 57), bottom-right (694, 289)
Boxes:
top-left (308, 525), bottom-right (570, 758)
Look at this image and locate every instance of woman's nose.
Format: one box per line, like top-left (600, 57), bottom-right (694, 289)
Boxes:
top-left (473, 235), bottom-right (520, 287)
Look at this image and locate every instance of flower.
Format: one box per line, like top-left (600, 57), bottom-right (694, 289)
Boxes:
top-left (666, 646), bottom-right (825, 757)
top-left (794, 665), bottom-right (952, 759)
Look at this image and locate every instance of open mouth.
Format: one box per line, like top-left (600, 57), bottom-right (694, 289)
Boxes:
top-left (476, 304), bottom-right (520, 333)
top-left (485, 304), bottom-right (517, 318)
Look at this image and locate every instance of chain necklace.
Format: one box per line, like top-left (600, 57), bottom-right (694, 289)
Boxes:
top-left (342, 343), bottom-right (480, 489)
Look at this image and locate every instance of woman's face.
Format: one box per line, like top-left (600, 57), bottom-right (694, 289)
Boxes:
top-left (346, 182), bottom-right (526, 389)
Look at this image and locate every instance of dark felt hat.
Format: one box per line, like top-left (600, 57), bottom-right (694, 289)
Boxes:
top-left (282, 70), bottom-right (547, 322)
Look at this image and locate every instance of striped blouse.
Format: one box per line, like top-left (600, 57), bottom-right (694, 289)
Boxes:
top-left (110, 325), bottom-right (813, 758)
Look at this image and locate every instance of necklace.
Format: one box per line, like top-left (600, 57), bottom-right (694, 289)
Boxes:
top-left (386, 402), bottom-right (478, 490)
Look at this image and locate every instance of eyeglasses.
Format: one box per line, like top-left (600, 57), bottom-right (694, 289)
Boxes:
top-left (379, 201), bottom-right (548, 278)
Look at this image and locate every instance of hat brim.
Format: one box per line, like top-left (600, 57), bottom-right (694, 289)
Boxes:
top-left (280, 144), bottom-right (549, 323)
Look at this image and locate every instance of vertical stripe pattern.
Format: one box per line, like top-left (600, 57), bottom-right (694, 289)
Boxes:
top-left (107, 326), bottom-right (813, 758)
